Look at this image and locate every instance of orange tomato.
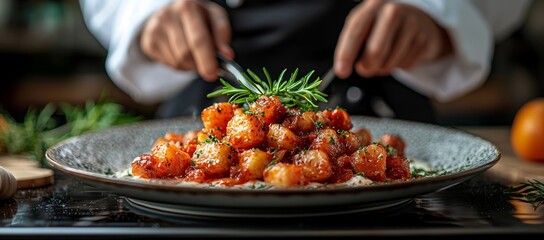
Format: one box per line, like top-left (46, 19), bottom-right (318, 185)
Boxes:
top-left (511, 98), bottom-right (544, 163)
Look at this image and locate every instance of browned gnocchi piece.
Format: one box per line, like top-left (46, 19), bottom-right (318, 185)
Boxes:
top-left (192, 142), bottom-right (236, 177)
top-left (226, 109), bottom-right (266, 149)
top-left (343, 131), bottom-right (364, 155)
top-left (196, 128), bottom-right (223, 143)
top-left (310, 128), bottom-right (346, 159)
top-left (386, 156), bottom-right (412, 180)
top-left (263, 163), bottom-right (306, 187)
top-left (145, 141), bottom-right (191, 178)
top-left (353, 128), bottom-right (372, 147)
top-left (379, 134), bottom-right (406, 157)
top-left (330, 108), bottom-right (353, 131)
top-left (350, 143), bottom-right (387, 182)
top-left (249, 95), bottom-right (286, 125)
top-left (164, 132), bottom-right (184, 144)
top-left (131, 154), bottom-right (158, 179)
top-left (315, 110), bottom-right (333, 129)
top-left (295, 149), bottom-right (332, 182)
top-left (239, 149), bottom-right (273, 181)
top-left (182, 130), bottom-right (199, 145)
top-left (282, 109), bottom-right (319, 134)
top-left (201, 102), bottom-right (237, 134)
top-left (266, 124), bottom-right (302, 152)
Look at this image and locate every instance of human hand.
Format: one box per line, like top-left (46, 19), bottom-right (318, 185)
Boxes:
top-left (334, 0), bottom-right (452, 78)
top-left (140, 0), bottom-right (233, 81)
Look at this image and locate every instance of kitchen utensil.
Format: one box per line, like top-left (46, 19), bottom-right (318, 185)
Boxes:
top-left (318, 68), bottom-right (335, 92)
top-left (216, 54), bottom-right (259, 93)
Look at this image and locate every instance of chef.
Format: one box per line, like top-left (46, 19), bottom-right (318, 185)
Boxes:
top-left (80, 0), bottom-right (532, 123)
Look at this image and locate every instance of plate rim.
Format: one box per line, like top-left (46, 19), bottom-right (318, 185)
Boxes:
top-left (124, 197), bottom-right (414, 218)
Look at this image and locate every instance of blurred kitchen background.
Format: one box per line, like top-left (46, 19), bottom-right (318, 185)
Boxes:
top-left (0, 0), bottom-right (543, 125)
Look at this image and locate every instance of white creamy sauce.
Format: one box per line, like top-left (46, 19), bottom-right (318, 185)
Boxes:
top-left (410, 159), bottom-right (431, 171)
top-left (117, 157), bottom-right (431, 189)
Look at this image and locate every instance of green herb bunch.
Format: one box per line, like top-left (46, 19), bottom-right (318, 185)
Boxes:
top-left (0, 100), bottom-right (141, 166)
top-left (505, 179), bottom-right (544, 209)
top-left (207, 68), bottom-right (328, 110)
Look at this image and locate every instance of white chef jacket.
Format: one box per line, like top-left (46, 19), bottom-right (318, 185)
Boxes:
top-left (80, 0), bottom-right (533, 104)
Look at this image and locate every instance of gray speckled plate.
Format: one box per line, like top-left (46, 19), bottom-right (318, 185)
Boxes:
top-left (46, 116), bottom-right (500, 217)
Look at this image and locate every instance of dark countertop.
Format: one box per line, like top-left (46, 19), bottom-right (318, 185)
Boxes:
top-left (1, 171), bottom-right (543, 238)
top-left (1, 126), bottom-right (543, 238)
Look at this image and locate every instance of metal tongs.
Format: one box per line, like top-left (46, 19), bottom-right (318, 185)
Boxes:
top-left (216, 54), bottom-right (259, 93)
top-left (318, 68), bottom-right (335, 92)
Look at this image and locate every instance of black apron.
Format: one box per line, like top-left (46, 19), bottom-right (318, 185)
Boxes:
top-left (156, 0), bottom-right (436, 123)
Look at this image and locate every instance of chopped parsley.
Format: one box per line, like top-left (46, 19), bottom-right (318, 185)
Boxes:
top-left (336, 129), bottom-right (347, 136)
top-left (411, 167), bottom-right (431, 177)
top-left (194, 149), bottom-right (203, 158)
top-left (204, 135), bottom-right (220, 144)
top-left (356, 172), bottom-right (366, 178)
top-left (267, 158), bottom-right (278, 167)
top-left (314, 120), bottom-right (323, 130)
top-left (104, 168), bottom-right (114, 176)
top-left (244, 110), bottom-right (254, 115)
top-left (385, 145), bottom-right (398, 156)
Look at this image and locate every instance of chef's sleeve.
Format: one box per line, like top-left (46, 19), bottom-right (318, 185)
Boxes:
top-left (80, 0), bottom-right (197, 104)
top-left (390, 0), bottom-right (533, 102)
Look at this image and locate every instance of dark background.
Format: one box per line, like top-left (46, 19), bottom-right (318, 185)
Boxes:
top-left (0, 0), bottom-right (543, 125)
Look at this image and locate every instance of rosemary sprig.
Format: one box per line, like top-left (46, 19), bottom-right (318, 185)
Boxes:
top-left (207, 68), bottom-right (328, 110)
top-left (505, 179), bottom-right (544, 209)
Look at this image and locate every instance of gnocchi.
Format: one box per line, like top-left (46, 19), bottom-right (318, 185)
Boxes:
top-left (131, 95), bottom-right (413, 188)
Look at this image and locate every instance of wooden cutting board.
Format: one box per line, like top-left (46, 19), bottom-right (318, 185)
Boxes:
top-left (0, 155), bottom-right (54, 189)
top-left (461, 126), bottom-right (544, 183)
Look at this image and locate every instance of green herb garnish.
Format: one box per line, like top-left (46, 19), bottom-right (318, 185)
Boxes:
top-left (411, 167), bottom-right (431, 177)
top-left (267, 158), bottom-right (279, 168)
top-left (204, 135), bottom-right (220, 144)
top-left (0, 98), bottom-right (141, 166)
top-left (194, 149), bottom-right (203, 158)
top-left (313, 120), bottom-right (323, 130)
top-left (385, 145), bottom-right (398, 156)
top-left (207, 68), bottom-right (328, 110)
top-left (505, 179), bottom-right (544, 209)
top-left (104, 168), bottom-right (114, 176)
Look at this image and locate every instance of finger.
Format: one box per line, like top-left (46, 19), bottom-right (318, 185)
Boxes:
top-left (399, 33), bottom-right (428, 69)
top-left (334, 0), bottom-right (384, 79)
top-left (140, 34), bottom-right (163, 63)
top-left (380, 15), bottom-right (417, 73)
top-left (164, 12), bottom-right (196, 70)
top-left (156, 33), bottom-right (179, 68)
top-left (206, 2), bottom-right (234, 59)
top-left (140, 14), bottom-right (169, 63)
top-left (180, 1), bottom-right (217, 81)
top-left (354, 58), bottom-right (375, 78)
top-left (142, 41), bottom-right (165, 65)
top-left (361, 3), bottom-right (402, 75)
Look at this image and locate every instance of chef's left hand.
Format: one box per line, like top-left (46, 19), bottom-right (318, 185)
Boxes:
top-left (334, 0), bottom-right (452, 78)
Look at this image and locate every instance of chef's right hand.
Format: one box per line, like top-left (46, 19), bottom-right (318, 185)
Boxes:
top-left (140, 0), bottom-right (234, 81)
